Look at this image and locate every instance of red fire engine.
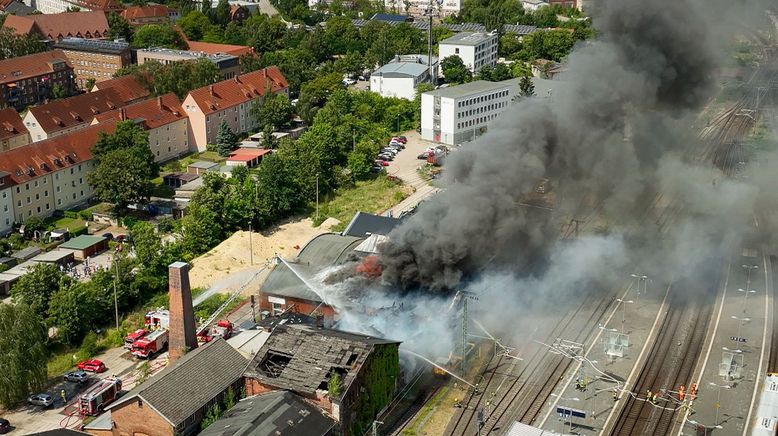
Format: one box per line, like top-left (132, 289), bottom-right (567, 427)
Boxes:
top-left (144, 309), bottom-right (170, 330)
top-left (197, 320), bottom-right (234, 344)
top-left (123, 329), bottom-right (147, 349)
top-left (131, 328), bottom-right (168, 359)
top-left (78, 378), bottom-right (122, 416)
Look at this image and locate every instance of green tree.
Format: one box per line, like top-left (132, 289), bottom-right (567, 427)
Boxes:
top-left (51, 83), bottom-right (68, 99)
top-left (347, 139), bottom-right (378, 180)
top-left (460, 0), bottom-right (528, 30)
top-left (131, 221), bottom-right (163, 272)
top-left (11, 263), bottom-right (70, 318)
top-left (0, 27), bottom-right (46, 60)
top-left (48, 282), bottom-right (100, 345)
top-left (261, 124), bottom-right (278, 149)
top-left (519, 75), bottom-right (535, 97)
top-left (492, 63), bottom-right (513, 81)
top-left (296, 72), bottom-right (343, 124)
top-left (132, 24), bottom-right (188, 49)
top-left (178, 10), bottom-right (212, 40)
top-left (106, 12), bottom-right (133, 42)
top-left (254, 92), bottom-right (294, 131)
top-left (215, 121), bottom-right (238, 157)
top-left (22, 215), bottom-right (44, 236)
top-left (201, 403), bottom-right (222, 430)
top-left (477, 64), bottom-right (494, 81)
top-left (201, 0), bottom-right (212, 18)
top-left (92, 120), bottom-right (152, 160)
top-left (532, 6), bottom-right (559, 27)
top-left (0, 304), bottom-right (48, 408)
top-left (324, 16), bottom-right (361, 54)
top-left (254, 153), bottom-right (303, 226)
top-left (441, 55), bottom-right (472, 84)
top-left (516, 29), bottom-right (575, 62)
top-left (84, 78), bottom-right (97, 90)
top-left (214, 0), bottom-right (230, 26)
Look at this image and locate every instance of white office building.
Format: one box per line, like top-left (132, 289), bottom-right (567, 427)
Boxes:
top-left (439, 32), bottom-right (498, 74)
top-left (383, 0), bottom-right (462, 17)
top-left (420, 80), bottom-right (514, 145)
top-left (370, 54), bottom-right (438, 100)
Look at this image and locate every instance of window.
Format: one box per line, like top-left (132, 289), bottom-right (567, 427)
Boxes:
top-left (44, 190), bottom-right (48, 196)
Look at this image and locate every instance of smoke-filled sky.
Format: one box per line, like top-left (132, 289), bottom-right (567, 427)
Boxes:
top-left (379, 0), bottom-right (773, 294)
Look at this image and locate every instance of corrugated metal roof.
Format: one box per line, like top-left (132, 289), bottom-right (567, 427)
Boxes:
top-left (423, 79), bottom-right (512, 99)
top-left (440, 31), bottom-right (496, 46)
top-left (59, 235), bottom-right (106, 250)
top-left (342, 211), bottom-right (403, 237)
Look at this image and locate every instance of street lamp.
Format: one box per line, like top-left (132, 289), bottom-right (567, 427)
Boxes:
top-left (742, 264), bottom-right (758, 303)
top-left (722, 347), bottom-right (743, 354)
top-left (737, 288), bottom-right (756, 315)
top-left (731, 315), bottom-right (750, 344)
top-left (708, 382), bottom-right (731, 425)
top-left (616, 299), bottom-right (634, 334)
top-left (631, 274), bottom-right (648, 302)
top-left (550, 394), bottom-right (580, 434)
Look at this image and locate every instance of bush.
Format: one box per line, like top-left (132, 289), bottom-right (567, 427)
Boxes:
top-left (64, 210), bottom-right (79, 219)
top-left (157, 217), bottom-right (174, 233)
top-left (79, 332), bottom-right (101, 358)
top-left (79, 210), bottom-right (93, 221)
top-left (122, 216), bottom-right (139, 229)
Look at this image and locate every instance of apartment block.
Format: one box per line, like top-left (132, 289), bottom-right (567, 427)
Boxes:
top-left (137, 48), bottom-right (240, 80)
top-left (53, 38), bottom-right (132, 89)
top-left (0, 108), bottom-right (30, 151)
top-left (0, 50), bottom-right (74, 111)
top-left (439, 32), bottom-right (498, 74)
top-left (183, 67), bottom-right (288, 151)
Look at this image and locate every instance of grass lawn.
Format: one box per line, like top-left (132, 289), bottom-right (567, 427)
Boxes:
top-left (161, 151), bottom-right (226, 173)
top-left (46, 216), bottom-right (87, 232)
top-left (313, 176), bottom-right (409, 232)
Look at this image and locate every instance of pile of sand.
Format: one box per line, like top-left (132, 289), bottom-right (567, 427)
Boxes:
top-left (188, 217), bottom-right (339, 292)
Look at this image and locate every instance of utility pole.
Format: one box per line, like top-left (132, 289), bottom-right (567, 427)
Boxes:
top-left (315, 173), bottom-right (320, 221)
top-left (249, 222), bottom-right (253, 265)
top-left (113, 258), bottom-right (120, 330)
top-left (423, 0), bottom-right (441, 81)
top-left (371, 420), bottom-right (383, 436)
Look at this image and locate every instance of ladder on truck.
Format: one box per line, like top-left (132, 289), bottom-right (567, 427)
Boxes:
top-left (196, 266), bottom-right (266, 335)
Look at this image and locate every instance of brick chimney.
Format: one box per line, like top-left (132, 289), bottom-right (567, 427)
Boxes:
top-left (119, 107), bottom-right (126, 121)
top-left (168, 261), bottom-right (197, 363)
top-left (157, 95), bottom-right (162, 109)
top-left (209, 84), bottom-right (214, 96)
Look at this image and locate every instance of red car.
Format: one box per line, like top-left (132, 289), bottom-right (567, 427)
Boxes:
top-left (391, 136), bottom-right (407, 144)
top-left (77, 359), bottom-right (106, 373)
top-left (374, 160), bottom-right (390, 167)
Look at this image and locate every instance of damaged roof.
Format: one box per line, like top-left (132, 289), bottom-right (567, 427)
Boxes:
top-left (245, 324), bottom-right (400, 398)
top-left (261, 233), bottom-right (364, 302)
top-left (342, 211), bottom-right (404, 238)
top-left (198, 391), bottom-right (336, 436)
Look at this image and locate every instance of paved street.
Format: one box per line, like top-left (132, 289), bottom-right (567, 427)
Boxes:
top-left (384, 130), bottom-right (442, 217)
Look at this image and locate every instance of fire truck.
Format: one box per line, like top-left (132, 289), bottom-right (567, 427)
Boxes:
top-left (144, 309), bottom-right (170, 330)
top-left (123, 329), bottom-right (147, 349)
top-left (78, 378), bottom-right (122, 416)
top-left (131, 328), bottom-right (168, 359)
top-left (197, 320), bottom-right (234, 344)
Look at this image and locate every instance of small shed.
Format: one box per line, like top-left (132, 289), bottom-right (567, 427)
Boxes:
top-left (162, 172), bottom-right (199, 188)
top-left (59, 235), bottom-right (108, 260)
top-left (11, 246), bottom-right (42, 261)
top-left (187, 160), bottom-right (220, 175)
top-left (0, 256), bottom-right (18, 270)
top-left (31, 249), bottom-right (75, 267)
top-left (226, 149), bottom-right (271, 168)
top-left (0, 273), bottom-right (17, 296)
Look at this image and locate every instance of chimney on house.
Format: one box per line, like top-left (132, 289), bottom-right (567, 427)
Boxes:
top-left (157, 95), bottom-right (162, 109)
top-left (209, 84), bottom-right (214, 96)
top-left (168, 261), bottom-right (197, 363)
top-left (234, 75), bottom-right (240, 83)
top-left (119, 108), bottom-right (126, 121)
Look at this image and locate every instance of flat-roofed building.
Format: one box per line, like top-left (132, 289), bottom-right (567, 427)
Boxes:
top-left (370, 54), bottom-right (438, 100)
top-left (53, 37), bottom-right (132, 89)
top-left (420, 79), bottom-right (513, 145)
top-left (136, 47), bottom-right (240, 80)
top-left (438, 31), bottom-right (498, 73)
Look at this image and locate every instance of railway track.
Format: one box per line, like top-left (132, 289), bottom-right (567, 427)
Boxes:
top-left (609, 287), bottom-right (714, 435)
top-left (767, 255), bottom-right (778, 374)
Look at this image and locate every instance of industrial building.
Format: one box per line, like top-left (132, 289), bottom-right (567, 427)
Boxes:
top-left (438, 31), bottom-right (498, 74)
top-left (370, 54), bottom-right (438, 100)
top-left (420, 79), bottom-right (514, 145)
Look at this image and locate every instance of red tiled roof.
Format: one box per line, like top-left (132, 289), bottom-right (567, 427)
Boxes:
top-left (0, 120), bottom-right (117, 184)
top-left (185, 41), bottom-right (253, 58)
top-left (0, 108), bottom-right (27, 141)
top-left (76, 0), bottom-right (122, 11)
top-left (121, 5), bottom-right (171, 20)
top-left (228, 148), bottom-right (271, 161)
top-left (187, 67), bottom-right (288, 116)
top-left (28, 88), bottom-right (128, 135)
top-left (92, 75), bottom-right (150, 103)
top-left (93, 93), bottom-right (185, 130)
top-left (3, 11), bottom-right (109, 40)
top-left (0, 50), bottom-right (71, 85)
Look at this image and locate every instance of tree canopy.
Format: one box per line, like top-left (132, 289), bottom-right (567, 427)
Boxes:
top-left (132, 23), bottom-right (189, 49)
top-left (117, 58), bottom-right (221, 98)
top-left (106, 12), bottom-right (133, 42)
top-left (0, 304), bottom-right (48, 408)
top-left (254, 92), bottom-right (294, 131)
top-left (215, 121), bottom-right (239, 157)
top-left (0, 27), bottom-right (46, 60)
top-left (441, 55), bottom-right (472, 84)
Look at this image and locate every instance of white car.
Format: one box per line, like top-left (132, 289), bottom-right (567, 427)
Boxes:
top-left (342, 78), bottom-right (356, 86)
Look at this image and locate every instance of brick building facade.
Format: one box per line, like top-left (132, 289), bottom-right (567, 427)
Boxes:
top-left (0, 50), bottom-right (74, 110)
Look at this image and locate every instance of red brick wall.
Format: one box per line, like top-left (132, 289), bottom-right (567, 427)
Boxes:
top-left (103, 398), bottom-right (175, 436)
top-left (168, 262), bottom-right (197, 363)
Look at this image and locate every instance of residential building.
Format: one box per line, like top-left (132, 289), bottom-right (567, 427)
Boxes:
top-left (0, 121), bottom-right (117, 223)
top-left (187, 160), bottom-right (219, 175)
top-left (244, 324), bottom-right (401, 436)
top-left (53, 38), bottom-right (132, 89)
top-left (121, 5), bottom-right (178, 25)
top-left (3, 11), bottom-right (109, 39)
top-left (0, 171), bottom-right (16, 235)
top-left (548, 0), bottom-right (579, 9)
top-left (382, 0), bottom-right (462, 17)
top-left (0, 50), bottom-right (74, 111)
top-left (92, 93), bottom-right (190, 163)
top-left (200, 391), bottom-right (337, 436)
top-left (370, 54), bottom-right (438, 100)
top-left (0, 108), bottom-right (30, 151)
top-left (420, 79), bottom-right (513, 145)
top-left (90, 75), bottom-right (150, 104)
top-left (229, 4), bottom-right (249, 22)
top-left (104, 339), bottom-right (248, 436)
top-left (23, 88), bottom-right (127, 141)
top-left (136, 48), bottom-right (240, 79)
top-left (182, 67), bottom-right (288, 151)
top-left (0, 0), bottom-right (35, 16)
top-left (439, 31), bottom-right (498, 74)
top-left (185, 40), bottom-right (254, 59)
top-left (59, 235), bottom-right (107, 260)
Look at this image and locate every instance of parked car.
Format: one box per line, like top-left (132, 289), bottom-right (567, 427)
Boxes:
top-left (374, 160), bottom-right (390, 167)
top-left (370, 165), bottom-right (385, 173)
top-left (114, 234), bottom-right (129, 243)
top-left (101, 232), bottom-right (113, 241)
top-left (381, 148), bottom-right (398, 155)
top-left (77, 359), bottom-right (106, 373)
top-left (342, 78), bottom-right (356, 86)
top-left (28, 394), bottom-right (54, 408)
top-left (391, 136), bottom-right (407, 144)
top-left (388, 142), bottom-right (405, 149)
top-left (417, 151), bottom-right (431, 159)
top-left (64, 370), bottom-right (89, 383)
top-left (0, 418), bottom-right (10, 434)
top-left (378, 153), bottom-right (394, 161)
